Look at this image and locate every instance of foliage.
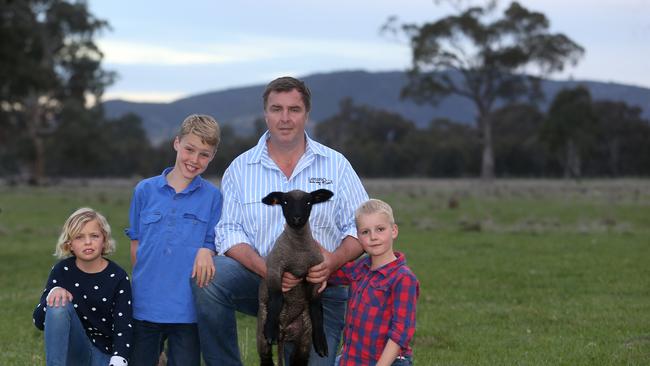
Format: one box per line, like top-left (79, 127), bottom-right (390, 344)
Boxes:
top-left (2, 179), bottom-right (649, 365)
top-left (315, 98), bottom-right (417, 177)
top-left (388, 1), bottom-right (584, 179)
top-left (489, 103), bottom-right (551, 176)
top-left (540, 86), bottom-right (597, 178)
top-left (0, 0), bottom-right (114, 184)
top-left (590, 101), bottom-right (650, 176)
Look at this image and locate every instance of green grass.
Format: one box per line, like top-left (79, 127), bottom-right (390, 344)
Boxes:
top-left (1, 179), bottom-right (649, 365)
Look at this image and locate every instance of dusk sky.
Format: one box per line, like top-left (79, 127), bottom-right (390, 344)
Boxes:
top-left (90, 0), bottom-right (650, 103)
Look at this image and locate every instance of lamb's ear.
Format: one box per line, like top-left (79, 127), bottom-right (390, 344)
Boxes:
top-left (311, 189), bottom-right (334, 204)
top-left (262, 192), bottom-right (284, 205)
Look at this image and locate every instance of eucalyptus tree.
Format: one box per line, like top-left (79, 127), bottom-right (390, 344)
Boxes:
top-left (541, 86), bottom-right (596, 178)
top-left (388, 1), bottom-right (584, 179)
top-left (0, 0), bottom-right (114, 184)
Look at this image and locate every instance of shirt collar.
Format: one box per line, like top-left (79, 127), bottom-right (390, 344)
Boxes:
top-left (247, 130), bottom-right (327, 165)
top-left (362, 251), bottom-right (406, 278)
top-left (155, 167), bottom-right (203, 193)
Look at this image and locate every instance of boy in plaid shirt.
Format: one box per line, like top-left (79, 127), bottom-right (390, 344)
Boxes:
top-left (328, 199), bottom-right (419, 366)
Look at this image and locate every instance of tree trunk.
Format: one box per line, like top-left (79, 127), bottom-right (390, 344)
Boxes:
top-left (25, 94), bottom-right (46, 185)
top-left (564, 139), bottom-right (581, 179)
top-left (480, 114), bottom-right (495, 180)
top-left (608, 139), bottom-right (620, 177)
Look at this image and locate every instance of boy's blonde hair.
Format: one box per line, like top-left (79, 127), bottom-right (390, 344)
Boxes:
top-left (355, 199), bottom-right (395, 227)
top-left (55, 208), bottom-right (116, 258)
top-left (178, 114), bottom-right (221, 149)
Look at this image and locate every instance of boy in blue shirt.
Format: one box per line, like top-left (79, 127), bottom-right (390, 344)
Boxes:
top-left (125, 114), bottom-right (223, 366)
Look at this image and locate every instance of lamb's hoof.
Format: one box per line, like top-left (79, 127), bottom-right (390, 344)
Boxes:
top-left (313, 332), bottom-right (328, 357)
top-left (260, 358), bottom-right (275, 366)
top-left (264, 325), bottom-right (279, 345)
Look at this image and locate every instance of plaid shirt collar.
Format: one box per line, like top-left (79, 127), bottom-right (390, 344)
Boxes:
top-left (354, 251), bottom-right (406, 284)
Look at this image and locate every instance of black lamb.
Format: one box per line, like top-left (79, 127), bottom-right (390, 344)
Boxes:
top-left (257, 189), bottom-right (333, 366)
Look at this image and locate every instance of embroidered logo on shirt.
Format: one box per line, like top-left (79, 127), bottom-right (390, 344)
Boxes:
top-left (309, 177), bottom-right (332, 185)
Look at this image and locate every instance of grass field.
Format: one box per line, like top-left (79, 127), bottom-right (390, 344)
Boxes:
top-left (1, 179), bottom-right (649, 365)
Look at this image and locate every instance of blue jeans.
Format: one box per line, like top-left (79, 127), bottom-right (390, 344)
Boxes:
top-left (131, 320), bottom-right (200, 366)
top-left (191, 255), bottom-right (348, 366)
top-left (44, 303), bottom-right (111, 366)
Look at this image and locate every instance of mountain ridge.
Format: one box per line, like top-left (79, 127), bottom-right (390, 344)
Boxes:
top-left (103, 70), bottom-right (650, 144)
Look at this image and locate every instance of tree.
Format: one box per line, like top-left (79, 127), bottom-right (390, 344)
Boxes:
top-left (45, 103), bottom-right (109, 177)
top-left (413, 118), bottom-right (481, 177)
top-left (591, 101), bottom-right (650, 176)
top-left (489, 103), bottom-right (547, 176)
top-left (540, 86), bottom-right (596, 178)
top-left (0, 0), bottom-right (114, 184)
top-left (315, 98), bottom-right (417, 177)
top-left (388, 1), bottom-right (584, 179)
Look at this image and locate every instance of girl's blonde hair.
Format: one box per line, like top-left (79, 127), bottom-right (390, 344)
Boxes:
top-left (54, 208), bottom-right (116, 258)
top-left (355, 199), bottom-right (395, 227)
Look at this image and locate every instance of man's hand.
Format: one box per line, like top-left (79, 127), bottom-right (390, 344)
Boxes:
top-left (307, 247), bottom-right (336, 284)
top-left (46, 287), bottom-right (73, 307)
top-left (192, 248), bottom-right (216, 288)
top-left (282, 272), bottom-right (328, 293)
top-left (281, 272), bottom-right (302, 292)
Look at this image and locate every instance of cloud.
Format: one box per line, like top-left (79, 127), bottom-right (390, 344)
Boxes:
top-left (98, 40), bottom-right (268, 65)
top-left (102, 90), bottom-right (186, 103)
top-left (98, 36), bottom-right (408, 67)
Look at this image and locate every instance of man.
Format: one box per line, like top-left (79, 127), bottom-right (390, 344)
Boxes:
top-left (191, 76), bottom-right (368, 366)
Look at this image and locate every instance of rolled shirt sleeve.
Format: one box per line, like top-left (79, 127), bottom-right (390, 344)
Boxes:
top-left (387, 273), bottom-right (420, 350)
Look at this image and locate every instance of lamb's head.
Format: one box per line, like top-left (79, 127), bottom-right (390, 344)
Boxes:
top-left (262, 189), bottom-right (334, 229)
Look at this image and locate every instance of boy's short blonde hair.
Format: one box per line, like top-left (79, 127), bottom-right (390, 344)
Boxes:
top-left (355, 199), bottom-right (395, 227)
top-left (54, 208), bottom-right (116, 258)
top-left (178, 114), bottom-right (221, 149)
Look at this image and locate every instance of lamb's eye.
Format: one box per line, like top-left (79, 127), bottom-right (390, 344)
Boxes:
top-left (306, 201), bottom-right (311, 205)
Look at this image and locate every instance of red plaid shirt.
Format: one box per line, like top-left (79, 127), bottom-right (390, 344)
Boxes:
top-left (329, 251), bottom-right (419, 365)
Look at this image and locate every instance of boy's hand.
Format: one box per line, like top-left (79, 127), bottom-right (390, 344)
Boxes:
top-left (46, 287), bottom-right (73, 307)
top-left (192, 248), bottom-right (215, 288)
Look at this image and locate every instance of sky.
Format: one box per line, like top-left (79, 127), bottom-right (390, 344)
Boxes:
top-left (90, 0), bottom-right (650, 103)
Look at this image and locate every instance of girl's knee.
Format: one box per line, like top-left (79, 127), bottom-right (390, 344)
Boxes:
top-left (45, 303), bottom-right (75, 320)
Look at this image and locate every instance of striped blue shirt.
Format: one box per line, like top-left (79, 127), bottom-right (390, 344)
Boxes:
top-left (216, 131), bottom-right (368, 257)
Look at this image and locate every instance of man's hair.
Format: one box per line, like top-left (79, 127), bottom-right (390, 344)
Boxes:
top-left (263, 76), bottom-right (312, 112)
top-left (55, 207), bottom-right (116, 258)
top-left (178, 114), bottom-right (221, 149)
top-left (355, 199), bottom-right (395, 226)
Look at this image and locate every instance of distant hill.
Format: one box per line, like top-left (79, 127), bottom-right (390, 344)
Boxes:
top-left (103, 70), bottom-right (650, 144)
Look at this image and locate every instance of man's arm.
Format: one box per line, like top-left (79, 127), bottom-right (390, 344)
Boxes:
top-left (225, 243), bottom-right (267, 278)
top-left (306, 235), bottom-right (363, 284)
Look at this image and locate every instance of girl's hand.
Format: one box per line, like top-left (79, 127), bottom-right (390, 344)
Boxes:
top-left (46, 287), bottom-right (73, 307)
top-left (192, 248), bottom-right (216, 288)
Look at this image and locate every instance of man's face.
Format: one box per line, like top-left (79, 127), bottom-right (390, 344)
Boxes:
top-left (264, 89), bottom-right (308, 147)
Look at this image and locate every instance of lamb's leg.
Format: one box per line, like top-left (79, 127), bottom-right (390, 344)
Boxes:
top-left (289, 311), bottom-right (312, 366)
top-left (257, 282), bottom-right (275, 366)
top-left (264, 268), bottom-right (284, 345)
top-left (308, 284), bottom-right (328, 357)
top-left (264, 289), bottom-right (283, 344)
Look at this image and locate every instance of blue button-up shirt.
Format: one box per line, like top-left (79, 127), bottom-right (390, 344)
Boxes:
top-left (125, 168), bottom-right (222, 323)
top-left (216, 132), bottom-right (368, 257)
